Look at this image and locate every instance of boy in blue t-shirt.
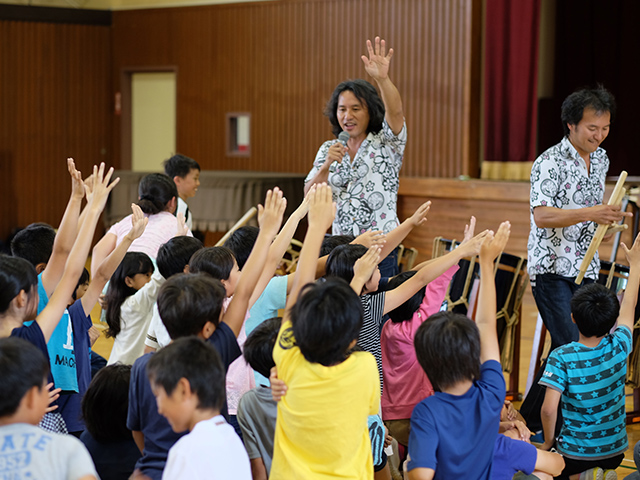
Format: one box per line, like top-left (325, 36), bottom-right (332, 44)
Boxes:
top-left (539, 233), bottom-right (640, 479)
top-left (406, 221), bottom-right (511, 480)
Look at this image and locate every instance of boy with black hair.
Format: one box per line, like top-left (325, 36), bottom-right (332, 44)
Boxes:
top-left (144, 235), bottom-right (204, 351)
top-left (270, 184), bottom-right (382, 479)
top-left (127, 188), bottom-right (285, 480)
top-left (147, 337), bottom-right (251, 479)
top-left (539, 233), bottom-right (640, 480)
top-left (10, 222), bottom-right (56, 271)
top-left (407, 221), bottom-right (510, 479)
top-left (163, 153), bottom-right (200, 231)
top-left (237, 317), bottom-right (281, 479)
top-left (0, 337), bottom-right (98, 480)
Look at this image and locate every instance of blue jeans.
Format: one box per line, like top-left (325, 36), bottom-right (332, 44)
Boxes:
top-left (520, 273), bottom-right (594, 431)
top-left (378, 247), bottom-right (399, 278)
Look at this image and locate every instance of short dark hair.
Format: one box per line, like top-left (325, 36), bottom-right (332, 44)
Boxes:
top-left (137, 173), bottom-right (178, 215)
top-left (72, 268), bottom-right (91, 301)
top-left (386, 271), bottom-right (425, 324)
top-left (0, 337), bottom-right (49, 418)
top-left (82, 364), bottom-right (132, 442)
top-left (414, 311), bottom-right (481, 392)
top-left (10, 223), bottom-right (56, 267)
top-left (157, 236), bottom-right (204, 279)
top-left (223, 226), bottom-right (259, 270)
top-left (320, 234), bottom-right (355, 257)
top-left (164, 154), bottom-right (201, 179)
top-left (561, 86), bottom-right (616, 136)
top-left (147, 337), bottom-right (226, 411)
top-left (325, 79), bottom-right (385, 138)
top-left (157, 273), bottom-right (227, 338)
top-left (570, 283), bottom-right (619, 337)
top-left (325, 243), bottom-right (368, 284)
top-left (243, 317), bottom-right (281, 379)
top-left (290, 278), bottom-right (363, 366)
top-left (188, 247), bottom-right (236, 281)
top-left (104, 252), bottom-right (154, 338)
top-left (0, 255), bottom-right (38, 315)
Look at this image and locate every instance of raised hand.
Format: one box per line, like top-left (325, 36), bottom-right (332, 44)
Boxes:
top-left (458, 229), bottom-right (490, 258)
top-left (88, 163), bottom-right (120, 212)
top-left (175, 211), bottom-right (189, 237)
top-left (622, 232), bottom-right (640, 269)
top-left (409, 201), bottom-right (431, 227)
top-left (353, 245), bottom-right (382, 281)
top-left (67, 158), bottom-right (85, 200)
top-left (83, 173), bottom-right (95, 204)
top-left (126, 203), bottom-right (149, 241)
top-left (353, 230), bottom-right (386, 249)
top-left (257, 187), bottom-right (287, 237)
top-left (307, 183), bottom-right (336, 232)
top-left (361, 36), bottom-right (394, 82)
top-left (479, 221), bottom-right (511, 263)
top-left (45, 383), bottom-right (61, 413)
top-left (460, 216), bottom-right (477, 245)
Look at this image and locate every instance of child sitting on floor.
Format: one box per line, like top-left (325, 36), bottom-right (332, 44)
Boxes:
top-left (147, 337), bottom-right (251, 480)
top-left (406, 221), bottom-right (510, 479)
top-left (539, 233), bottom-right (640, 480)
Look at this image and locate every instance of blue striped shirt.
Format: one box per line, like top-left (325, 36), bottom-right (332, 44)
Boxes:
top-left (540, 326), bottom-right (631, 459)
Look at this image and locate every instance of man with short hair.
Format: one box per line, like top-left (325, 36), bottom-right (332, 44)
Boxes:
top-left (521, 86), bottom-right (631, 431)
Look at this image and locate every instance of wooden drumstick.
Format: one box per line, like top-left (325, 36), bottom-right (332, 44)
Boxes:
top-left (575, 171), bottom-right (628, 284)
top-left (215, 206), bottom-right (258, 246)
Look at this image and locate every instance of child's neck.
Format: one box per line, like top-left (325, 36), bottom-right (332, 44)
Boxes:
top-left (578, 333), bottom-right (605, 348)
top-left (442, 379), bottom-right (473, 396)
top-left (189, 408), bottom-right (221, 431)
top-left (0, 315), bottom-right (25, 338)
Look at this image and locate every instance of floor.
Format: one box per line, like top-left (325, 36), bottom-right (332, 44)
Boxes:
top-left (89, 282), bottom-right (640, 477)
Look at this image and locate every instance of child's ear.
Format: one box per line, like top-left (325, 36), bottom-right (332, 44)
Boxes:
top-left (199, 321), bottom-right (217, 340)
top-left (183, 265), bottom-right (190, 274)
top-left (124, 276), bottom-right (135, 289)
top-left (14, 289), bottom-right (30, 309)
top-left (35, 263), bottom-right (47, 274)
top-left (167, 197), bottom-right (177, 214)
top-left (176, 377), bottom-right (192, 399)
top-left (571, 314), bottom-right (576, 325)
top-left (347, 339), bottom-right (357, 350)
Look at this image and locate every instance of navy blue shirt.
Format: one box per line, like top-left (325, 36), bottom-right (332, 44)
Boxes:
top-left (57, 300), bottom-right (93, 433)
top-left (127, 322), bottom-right (241, 479)
top-left (11, 322), bottom-right (55, 389)
top-left (80, 430), bottom-right (141, 480)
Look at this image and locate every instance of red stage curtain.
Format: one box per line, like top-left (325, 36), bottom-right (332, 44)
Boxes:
top-left (483, 0), bottom-right (541, 176)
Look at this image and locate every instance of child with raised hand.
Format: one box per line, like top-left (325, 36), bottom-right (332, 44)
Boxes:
top-left (407, 221), bottom-right (510, 480)
top-left (270, 183), bottom-right (381, 480)
top-left (1, 163), bottom-right (118, 432)
top-left (539, 232), bottom-right (640, 480)
top-left (127, 188), bottom-right (286, 480)
top-left (0, 337), bottom-right (98, 480)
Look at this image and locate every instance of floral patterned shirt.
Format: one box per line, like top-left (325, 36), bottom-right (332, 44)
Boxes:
top-left (305, 120), bottom-right (407, 235)
top-left (527, 136), bottom-right (609, 280)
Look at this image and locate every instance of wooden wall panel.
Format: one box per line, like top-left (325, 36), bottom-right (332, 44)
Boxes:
top-left (0, 20), bottom-right (111, 240)
top-left (111, 0), bottom-right (482, 178)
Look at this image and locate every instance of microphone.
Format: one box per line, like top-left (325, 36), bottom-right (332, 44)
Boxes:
top-left (338, 131), bottom-right (350, 147)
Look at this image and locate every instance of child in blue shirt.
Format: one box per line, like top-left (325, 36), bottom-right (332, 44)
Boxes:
top-left (539, 233), bottom-right (640, 479)
top-left (407, 221), bottom-right (511, 480)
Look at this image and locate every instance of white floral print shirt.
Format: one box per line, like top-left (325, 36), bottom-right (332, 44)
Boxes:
top-left (527, 136), bottom-right (609, 280)
top-left (305, 120), bottom-right (407, 235)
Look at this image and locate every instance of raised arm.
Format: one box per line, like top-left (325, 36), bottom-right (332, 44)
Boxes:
top-left (477, 221), bottom-right (511, 364)
top-left (619, 232), bottom-right (640, 332)
top-left (41, 158), bottom-right (85, 298)
top-left (249, 193), bottom-right (309, 305)
top-left (286, 184), bottom-right (336, 310)
top-left (380, 201), bottom-right (429, 261)
top-left (350, 245), bottom-right (382, 295)
top-left (411, 216), bottom-right (475, 271)
top-left (361, 36), bottom-right (404, 135)
top-left (224, 189), bottom-right (286, 337)
top-left (383, 229), bottom-right (489, 314)
top-left (80, 204), bottom-right (148, 316)
top-left (37, 164), bottom-right (119, 342)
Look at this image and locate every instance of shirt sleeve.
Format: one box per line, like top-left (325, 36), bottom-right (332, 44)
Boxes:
top-left (163, 442), bottom-right (195, 480)
top-left (127, 269), bottom-right (165, 314)
top-left (127, 358), bottom-right (144, 431)
top-left (305, 141), bottom-right (335, 185)
top-left (407, 402), bottom-right (438, 471)
top-left (530, 156), bottom-right (561, 210)
top-left (145, 305), bottom-right (161, 350)
top-left (538, 349), bottom-right (567, 393)
top-left (417, 265), bottom-right (458, 320)
top-left (237, 395), bottom-right (261, 460)
top-left (380, 119), bottom-right (407, 169)
top-left (208, 322), bottom-right (241, 371)
top-left (477, 360), bottom-right (507, 411)
top-left (614, 325), bottom-right (633, 356)
top-left (65, 436), bottom-right (100, 480)
top-left (493, 435), bottom-right (538, 476)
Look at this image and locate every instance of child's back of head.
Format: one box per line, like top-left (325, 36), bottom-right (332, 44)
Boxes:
top-left (243, 317), bottom-right (281, 379)
top-left (320, 234), bottom-right (355, 257)
top-left (137, 173), bottom-right (178, 215)
top-left (147, 337), bottom-right (226, 414)
top-left (188, 246), bottom-right (236, 281)
top-left (386, 271), bottom-right (425, 323)
top-left (104, 252), bottom-right (154, 338)
top-left (156, 236), bottom-right (203, 279)
top-left (414, 311), bottom-right (481, 392)
top-left (0, 337), bottom-right (49, 420)
top-left (325, 243), bottom-right (368, 284)
top-left (10, 223), bottom-right (56, 269)
top-left (290, 278), bottom-right (362, 366)
top-left (570, 283), bottom-right (620, 337)
top-left (157, 273), bottom-right (227, 339)
top-left (223, 226), bottom-right (259, 270)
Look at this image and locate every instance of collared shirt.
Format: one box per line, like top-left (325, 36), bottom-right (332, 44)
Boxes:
top-left (305, 120), bottom-right (406, 236)
top-left (527, 136), bottom-right (609, 280)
